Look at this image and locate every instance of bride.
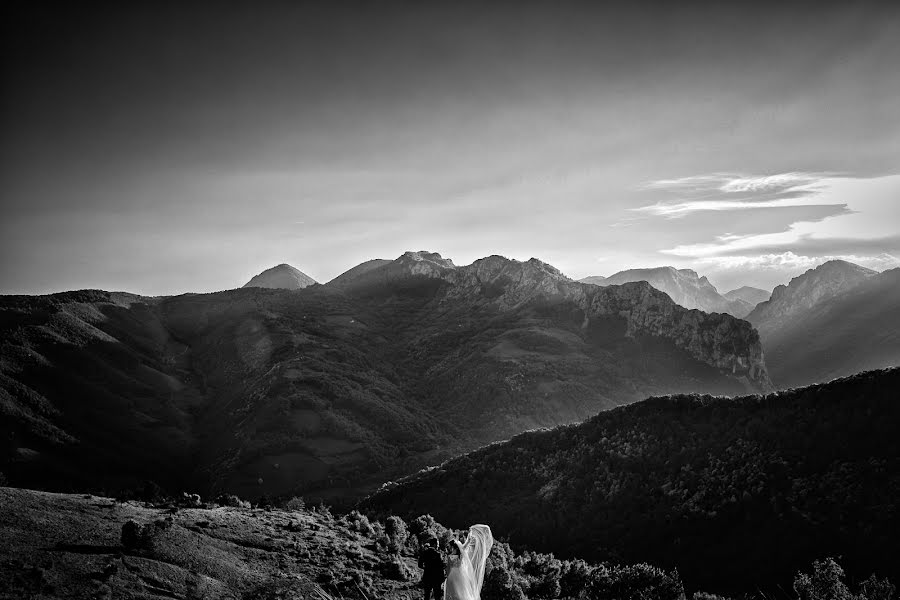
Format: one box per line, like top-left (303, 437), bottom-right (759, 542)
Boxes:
top-left (444, 525), bottom-right (493, 600)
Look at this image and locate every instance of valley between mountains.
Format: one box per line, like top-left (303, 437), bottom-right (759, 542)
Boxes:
top-left (2, 251), bottom-right (899, 599)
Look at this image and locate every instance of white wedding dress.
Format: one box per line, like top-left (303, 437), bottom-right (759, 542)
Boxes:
top-left (444, 525), bottom-right (493, 600)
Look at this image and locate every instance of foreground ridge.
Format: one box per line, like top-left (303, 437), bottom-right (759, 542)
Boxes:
top-left (363, 367), bottom-right (900, 596)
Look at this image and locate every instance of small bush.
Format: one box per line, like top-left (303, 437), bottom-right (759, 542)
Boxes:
top-left (282, 496), bottom-right (305, 511)
top-left (482, 560), bottom-right (527, 600)
top-left (560, 559), bottom-right (594, 599)
top-left (409, 514), bottom-right (450, 548)
top-left (794, 558), bottom-right (852, 600)
top-left (794, 558), bottom-right (897, 600)
top-left (344, 510), bottom-right (375, 537)
top-left (120, 519), bottom-right (171, 554)
top-left (385, 515), bottom-right (409, 554)
top-left (216, 494), bottom-right (251, 509)
top-left (121, 521), bottom-right (143, 550)
top-left (585, 563), bottom-right (685, 600)
top-left (859, 574), bottom-right (897, 600)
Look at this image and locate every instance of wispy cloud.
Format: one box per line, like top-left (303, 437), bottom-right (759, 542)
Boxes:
top-left (634, 199), bottom-right (849, 218)
top-left (636, 171), bottom-right (835, 217)
top-left (651, 173), bottom-right (900, 261)
top-left (644, 172), bottom-right (833, 194)
top-left (697, 251), bottom-right (900, 272)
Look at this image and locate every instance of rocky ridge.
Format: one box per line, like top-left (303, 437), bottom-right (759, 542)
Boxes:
top-left (384, 253), bottom-right (770, 390)
top-left (746, 260), bottom-right (877, 335)
top-left (579, 266), bottom-right (754, 318)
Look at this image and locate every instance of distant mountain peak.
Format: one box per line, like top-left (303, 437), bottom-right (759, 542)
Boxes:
top-left (400, 250), bottom-right (456, 268)
top-left (747, 259), bottom-right (876, 330)
top-left (243, 264), bottom-right (317, 290)
top-left (579, 275), bottom-right (607, 286)
top-left (582, 265), bottom-right (753, 318)
top-left (723, 286), bottom-right (770, 307)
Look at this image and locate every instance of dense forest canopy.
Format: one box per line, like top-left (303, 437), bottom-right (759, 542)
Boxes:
top-left (364, 368), bottom-right (900, 596)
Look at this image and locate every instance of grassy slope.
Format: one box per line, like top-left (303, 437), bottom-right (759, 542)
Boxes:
top-left (0, 486), bottom-right (423, 600)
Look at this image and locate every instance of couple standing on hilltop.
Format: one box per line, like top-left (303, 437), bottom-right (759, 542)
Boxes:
top-left (418, 524), bottom-right (494, 600)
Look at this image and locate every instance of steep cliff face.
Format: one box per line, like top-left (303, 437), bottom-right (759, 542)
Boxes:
top-left (747, 260), bottom-right (876, 334)
top-left (379, 253), bottom-right (771, 391)
top-left (583, 282), bottom-right (769, 389)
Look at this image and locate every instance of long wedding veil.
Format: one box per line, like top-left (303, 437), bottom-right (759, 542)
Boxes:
top-left (460, 524), bottom-right (493, 598)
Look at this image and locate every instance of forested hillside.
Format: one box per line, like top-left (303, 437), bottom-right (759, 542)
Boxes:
top-left (364, 368), bottom-right (900, 596)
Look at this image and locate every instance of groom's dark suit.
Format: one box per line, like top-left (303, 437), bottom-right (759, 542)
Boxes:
top-left (418, 542), bottom-right (445, 600)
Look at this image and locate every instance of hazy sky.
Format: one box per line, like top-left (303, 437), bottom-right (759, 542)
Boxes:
top-left (2, 1), bottom-right (899, 295)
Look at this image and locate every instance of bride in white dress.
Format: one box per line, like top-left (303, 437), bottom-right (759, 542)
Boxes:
top-left (444, 525), bottom-right (493, 600)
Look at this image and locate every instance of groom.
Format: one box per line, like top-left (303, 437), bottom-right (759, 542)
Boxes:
top-left (418, 536), bottom-right (445, 600)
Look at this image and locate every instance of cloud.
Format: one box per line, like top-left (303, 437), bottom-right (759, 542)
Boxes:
top-left (636, 171), bottom-right (836, 217)
top-left (696, 251), bottom-right (900, 293)
top-left (634, 199), bottom-right (849, 218)
top-left (645, 173), bottom-right (899, 258)
top-left (645, 172), bottom-right (830, 195)
top-left (697, 251), bottom-right (900, 272)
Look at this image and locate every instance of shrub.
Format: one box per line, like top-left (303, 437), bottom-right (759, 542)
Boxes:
top-left (585, 563), bottom-right (685, 600)
top-left (120, 518), bottom-right (172, 554)
top-left (385, 515), bottom-right (409, 553)
top-left (482, 559), bottom-right (527, 600)
top-left (859, 574), bottom-right (897, 600)
top-left (140, 481), bottom-right (165, 503)
top-left (794, 558), bottom-right (897, 600)
top-left (216, 494), bottom-right (251, 509)
top-left (793, 558), bottom-right (852, 600)
top-left (283, 496), bottom-right (305, 511)
top-left (345, 510), bottom-right (375, 537)
top-left (560, 559), bottom-right (594, 599)
top-left (409, 514), bottom-right (450, 548)
top-left (121, 521), bottom-right (143, 550)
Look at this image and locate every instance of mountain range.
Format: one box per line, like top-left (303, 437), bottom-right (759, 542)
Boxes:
top-left (747, 260), bottom-right (900, 388)
top-left (723, 285), bottom-right (770, 307)
top-left (363, 367), bottom-right (900, 596)
top-left (579, 267), bottom-right (761, 318)
top-left (1, 252), bottom-right (768, 505)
